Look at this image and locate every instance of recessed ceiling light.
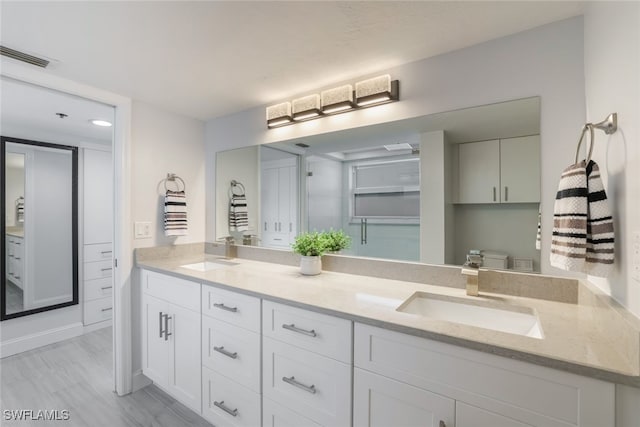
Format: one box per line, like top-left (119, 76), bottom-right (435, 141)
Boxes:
top-left (90, 119), bottom-right (112, 127)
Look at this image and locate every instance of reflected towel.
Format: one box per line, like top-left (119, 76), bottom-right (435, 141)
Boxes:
top-left (229, 194), bottom-right (249, 232)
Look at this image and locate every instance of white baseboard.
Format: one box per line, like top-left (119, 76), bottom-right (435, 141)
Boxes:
top-left (132, 369), bottom-right (152, 393)
top-left (0, 322), bottom-right (84, 358)
top-left (83, 319), bottom-right (113, 334)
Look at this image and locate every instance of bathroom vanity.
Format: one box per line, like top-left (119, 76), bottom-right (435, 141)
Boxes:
top-left (136, 247), bottom-right (640, 427)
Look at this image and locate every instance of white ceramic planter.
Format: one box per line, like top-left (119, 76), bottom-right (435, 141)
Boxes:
top-left (300, 255), bottom-right (322, 276)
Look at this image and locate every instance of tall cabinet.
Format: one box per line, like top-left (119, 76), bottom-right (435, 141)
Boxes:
top-left (82, 148), bottom-right (113, 326)
top-left (261, 158), bottom-right (298, 249)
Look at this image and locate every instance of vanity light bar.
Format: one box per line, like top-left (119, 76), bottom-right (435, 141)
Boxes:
top-left (266, 75), bottom-right (399, 129)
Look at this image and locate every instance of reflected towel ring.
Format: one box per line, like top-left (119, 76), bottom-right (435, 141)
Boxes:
top-left (230, 180), bottom-right (245, 196)
top-left (574, 123), bottom-right (595, 164)
top-left (164, 173), bottom-right (186, 192)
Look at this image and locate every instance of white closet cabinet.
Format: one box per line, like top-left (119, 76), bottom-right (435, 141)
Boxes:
top-left (141, 270), bottom-right (201, 413)
top-left (457, 136), bottom-right (540, 204)
top-left (261, 159), bottom-right (297, 249)
top-left (354, 323), bottom-right (614, 427)
top-left (83, 149), bottom-right (113, 326)
top-left (6, 234), bottom-right (24, 289)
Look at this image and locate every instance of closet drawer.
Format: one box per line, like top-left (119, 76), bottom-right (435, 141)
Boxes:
top-left (263, 300), bottom-right (352, 363)
top-left (84, 277), bottom-right (113, 302)
top-left (84, 296), bottom-right (113, 325)
top-left (263, 337), bottom-right (351, 427)
top-left (84, 243), bottom-right (113, 263)
top-left (84, 260), bottom-right (113, 280)
top-left (141, 269), bottom-right (200, 312)
top-left (202, 316), bottom-right (260, 392)
top-left (202, 286), bottom-right (260, 332)
top-left (202, 367), bottom-right (261, 427)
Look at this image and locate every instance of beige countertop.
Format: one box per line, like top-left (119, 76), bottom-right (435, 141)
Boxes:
top-left (136, 253), bottom-right (640, 387)
top-left (5, 229), bottom-right (24, 238)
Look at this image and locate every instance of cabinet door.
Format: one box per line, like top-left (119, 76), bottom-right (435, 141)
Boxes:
top-left (262, 167), bottom-right (279, 234)
top-left (458, 140), bottom-right (500, 204)
top-left (354, 368), bottom-right (454, 427)
top-left (457, 402), bottom-right (533, 427)
top-left (142, 294), bottom-right (169, 388)
top-left (277, 167), bottom-right (291, 235)
top-left (500, 136), bottom-right (540, 203)
top-left (167, 303), bottom-right (201, 413)
top-left (287, 165), bottom-right (298, 243)
top-left (83, 149), bottom-right (112, 244)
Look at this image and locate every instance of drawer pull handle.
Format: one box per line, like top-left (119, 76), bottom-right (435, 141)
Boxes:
top-left (213, 303), bottom-right (238, 313)
top-left (101, 250), bottom-right (113, 255)
top-left (14, 256), bottom-right (21, 260)
top-left (213, 346), bottom-right (238, 359)
top-left (282, 376), bottom-right (316, 394)
top-left (101, 286), bottom-right (113, 290)
top-left (282, 323), bottom-right (317, 337)
top-left (101, 267), bottom-right (113, 272)
top-left (214, 401), bottom-right (238, 417)
top-left (101, 307), bottom-right (113, 312)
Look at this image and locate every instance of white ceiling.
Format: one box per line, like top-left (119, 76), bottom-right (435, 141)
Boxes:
top-left (0, 1), bottom-right (584, 121)
top-left (1, 77), bottom-right (114, 144)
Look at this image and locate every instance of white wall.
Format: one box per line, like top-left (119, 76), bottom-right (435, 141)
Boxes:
top-left (205, 17), bottom-right (587, 278)
top-left (583, 3), bottom-right (640, 425)
top-left (131, 101), bottom-right (206, 249)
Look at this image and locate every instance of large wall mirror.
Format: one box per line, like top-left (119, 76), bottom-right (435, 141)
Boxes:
top-left (215, 96), bottom-right (541, 272)
top-left (1, 137), bottom-right (79, 319)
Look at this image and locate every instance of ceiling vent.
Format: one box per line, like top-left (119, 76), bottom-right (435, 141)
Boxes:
top-left (1, 45), bottom-right (50, 68)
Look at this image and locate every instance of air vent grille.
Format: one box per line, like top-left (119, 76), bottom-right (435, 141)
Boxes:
top-left (1, 46), bottom-right (50, 68)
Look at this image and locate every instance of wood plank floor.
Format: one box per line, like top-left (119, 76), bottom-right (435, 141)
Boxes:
top-left (0, 327), bottom-right (212, 426)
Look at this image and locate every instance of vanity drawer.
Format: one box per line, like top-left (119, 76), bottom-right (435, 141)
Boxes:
top-left (202, 316), bottom-right (261, 392)
top-left (84, 296), bottom-right (113, 325)
top-left (84, 243), bottom-right (113, 263)
top-left (202, 367), bottom-right (261, 427)
top-left (202, 286), bottom-right (260, 332)
top-left (84, 277), bottom-right (113, 301)
top-left (84, 260), bottom-right (113, 280)
top-left (263, 397), bottom-right (322, 427)
top-left (263, 301), bottom-right (352, 363)
top-left (141, 269), bottom-right (200, 312)
top-left (263, 337), bottom-right (351, 427)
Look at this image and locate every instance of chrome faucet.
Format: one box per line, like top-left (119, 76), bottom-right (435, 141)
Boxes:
top-left (461, 265), bottom-right (479, 296)
top-left (219, 236), bottom-right (236, 259)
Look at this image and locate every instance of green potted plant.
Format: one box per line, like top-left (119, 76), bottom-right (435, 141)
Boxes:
top-left (324, 229), bottom-right (351, 253)
top-left (291, 232), bottom-right (329, 275)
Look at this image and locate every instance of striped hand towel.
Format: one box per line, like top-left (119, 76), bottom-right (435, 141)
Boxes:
top-left (535, 209), bottom-right (541, 250)
top-left (550, 160), bottom-right (614, 277)
top-left (229, 194), bottom-right (249, 232)
top-left (164, 190), bottom-right (188, 236)
top-left (584, 160), bottom-right (614, 276)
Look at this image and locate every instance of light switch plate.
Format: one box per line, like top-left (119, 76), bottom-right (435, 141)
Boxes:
top-left (134, 221), bottom-right (152, 239)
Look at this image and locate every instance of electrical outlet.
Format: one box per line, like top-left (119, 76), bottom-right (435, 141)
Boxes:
top-left (134, 221), bottom-right (152, 239)
top-left (633, 231), bottom-right (640, 283)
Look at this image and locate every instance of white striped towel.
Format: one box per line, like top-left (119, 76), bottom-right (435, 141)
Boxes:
top-left (164, 190), bottom-right (188, 236)
top-left (229, 194), bottom-right (249, 232)
top-left (550, 160), bottom-right (614, 277)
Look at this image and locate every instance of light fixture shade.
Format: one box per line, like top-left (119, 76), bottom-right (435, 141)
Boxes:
top-left (266, 102), bottom-right (292, 127)
top-left (321, 85), bottom-right (355, 114)
top-left (355, 74), bottom-right (399, 106)
top-left (292, 94), bottom-right (321, 121)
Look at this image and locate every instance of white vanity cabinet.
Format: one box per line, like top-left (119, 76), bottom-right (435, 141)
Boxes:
top-left (141, 270), bottom-right (202, 413)
top-left (457, 136), bottom-right (540, 204)
top-left (353, 323), bottom-right (614, 427)
top-left (262, 301), bottom-right (353, 427)
top-left (201, 286), bottom-right (262, 427)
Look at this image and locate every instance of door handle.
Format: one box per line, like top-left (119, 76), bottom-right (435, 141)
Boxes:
top-left (505, 186), bottom-right (509, 201)
top-left (363, 218), bottom-right (368, 244)
top-left (493, 186), bottom-right (497, 202)
top-left (360, 218), bottom-right (365, 245)
top-left (163, 314), bottom-right (172, 341)
top-left (159, 311), bottom-right (164, 338)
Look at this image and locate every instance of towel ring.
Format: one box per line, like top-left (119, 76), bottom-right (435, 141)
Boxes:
top-left (574, 123), bottom-right (595, 164)
top-left (230, 180), bottom-right (246, 196)
top-left (164, 173), bottom-right (186, 192)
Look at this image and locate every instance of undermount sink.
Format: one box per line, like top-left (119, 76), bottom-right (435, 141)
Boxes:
top-left (396, 292), bottom-right (544, 339)
top-left (179, 260), bottom-right (237, 272)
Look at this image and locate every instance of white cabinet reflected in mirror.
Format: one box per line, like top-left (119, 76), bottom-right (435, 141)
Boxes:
top-left (215, 96), bottom-right (541, 272)
top-left (1, 137), bottom-right (79, 319)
